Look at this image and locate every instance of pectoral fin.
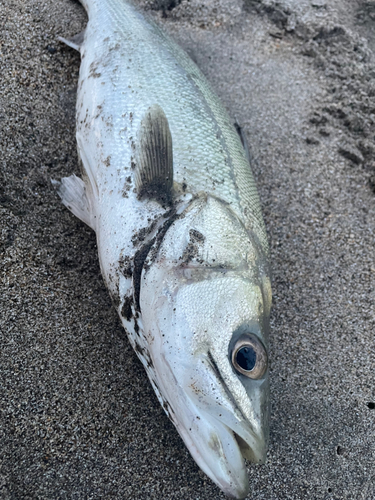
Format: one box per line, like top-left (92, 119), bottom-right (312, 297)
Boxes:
top-left (134, 104), bottom-right (173, 206)
top-left (52, 174), bottom-right (95, 230)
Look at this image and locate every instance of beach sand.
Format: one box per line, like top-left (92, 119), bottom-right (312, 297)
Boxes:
top-left (1, 0), bottom-right (374, 498)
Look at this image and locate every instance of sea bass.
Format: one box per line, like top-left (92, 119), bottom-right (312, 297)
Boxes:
top-left (57, 0), bottom-right (272, 497)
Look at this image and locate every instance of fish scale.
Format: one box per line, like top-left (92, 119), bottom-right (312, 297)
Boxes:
top-left (57, 0), bottom-right (272, 498)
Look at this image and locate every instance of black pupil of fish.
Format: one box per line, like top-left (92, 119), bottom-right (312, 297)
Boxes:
top-left (236, 346), bottom-right (256, 371)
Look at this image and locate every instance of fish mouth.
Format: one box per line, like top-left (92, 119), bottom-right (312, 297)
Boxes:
top-left (175, 404), bottom-right (267, 500)
top-left (233, 429), bottom-right (267, 464)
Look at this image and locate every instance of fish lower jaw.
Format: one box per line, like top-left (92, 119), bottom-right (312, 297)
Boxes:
top-left (233, 430), bottom-right (267, 464)
top-left (187, 421), bottom-right (252, 499)
top-left (201, 419), bottom-right (267, 498)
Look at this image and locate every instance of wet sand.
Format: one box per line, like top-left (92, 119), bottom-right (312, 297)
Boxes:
top-left (1, 0), bottom-right (374, 498)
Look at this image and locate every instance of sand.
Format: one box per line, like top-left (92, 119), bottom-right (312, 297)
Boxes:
top-left (1, 0), bottom-right (374, 498)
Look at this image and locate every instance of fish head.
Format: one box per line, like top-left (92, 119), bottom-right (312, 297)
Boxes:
top-left (139, 195), bottom-right (272, 499)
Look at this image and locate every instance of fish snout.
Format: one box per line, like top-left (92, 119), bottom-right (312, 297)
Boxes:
top-left (177, 411), bottom-right (250, 499)
top-left (181, 379), bottom-right (268, 498)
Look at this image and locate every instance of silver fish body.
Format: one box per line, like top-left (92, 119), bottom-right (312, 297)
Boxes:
top-left (57, 0), bottom-right (272, 497)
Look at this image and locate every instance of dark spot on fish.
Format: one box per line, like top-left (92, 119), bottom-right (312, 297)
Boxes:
top-left (180, 229), bottom-right (205, 264)
top-left (137, 179), bottom-right (173, 207)
top-left (119, 255), bottom-right (133, 278)
top-left (110, 289), bottom-right (120, 309)
top-left (134, 319), bottom-right (140, 336)
top-left (104, 37), bottom-right (110, 42)
top-left (134, 342), bottom-right (144, 356)
top-left (152, 378), bottom-right (161, 393)
top-left (208, 433), bottom-right (222, 456)
top-left (181, 241), bottom-right (199, 264)
top-left (182, 182), bottom-right (187, 192)
top-left (131, 157), bottom-right (136, 169)
top-left (119, 127), bottom-right (128, 136)
top-left (162, 399), bottom-right (175, 421)
top-left (130, 112), bottom-right (133, 122)
top-left (132, 226), bottom-right (149, 246)
top-left (94, 105), bottom-right (103, 119)
top-left (189, 229), bottom-right (205, 242)
top-left (105, 117), bottom-right (113, 128)
top-left (89, 62), bottom-right (101, 79)
top-left (163, 400), bottom-right (173, 414)
top-left (121, 296), bottom-right (133, 321)
top-left (131, 217), bottom-right (160, 248)
top-left (109, 42), bottom-right (120, 52)
top-left (104, 155), bottom-right (111, 167)
top-left (122, 176), bottom-right (132, 198)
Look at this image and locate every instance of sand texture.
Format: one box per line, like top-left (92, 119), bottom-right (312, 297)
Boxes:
top-left (1, 0), bottom-right (374, 498)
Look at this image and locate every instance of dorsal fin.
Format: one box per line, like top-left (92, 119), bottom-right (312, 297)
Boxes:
top-left (134, 104), bottom-right (173, 206)
top-left (234, 121), bottom-right (251, 164)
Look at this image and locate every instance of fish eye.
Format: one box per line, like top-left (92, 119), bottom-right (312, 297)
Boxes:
top-left (231, 334), bottom-right (268, 379)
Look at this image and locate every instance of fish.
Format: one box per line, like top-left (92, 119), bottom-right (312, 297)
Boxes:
top-left (56, 0), bottom-right (272, 498)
